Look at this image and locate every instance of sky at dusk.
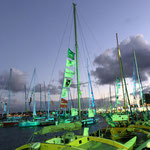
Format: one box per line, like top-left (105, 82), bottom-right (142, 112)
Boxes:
top-left (1, 0), bottom-right (150, 112)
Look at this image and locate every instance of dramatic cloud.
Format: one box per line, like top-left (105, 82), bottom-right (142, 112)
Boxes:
top-left (47, 84), bottom-right (61, 95)
top-left (0, 68), bottom-right (27, 92)
top-left (33, 83), bottom-right (61, 95)
top-left (92, 34), bottom-right (150, 85)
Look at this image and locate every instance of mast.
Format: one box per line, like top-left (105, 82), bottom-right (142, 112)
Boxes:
top-left (73, 3), bottom-right (81, 120)
top-left (87, 59), bottom-right (96, 113)
top-left (44, 82), bottom-right (46, 111)
top-left (133, 49), bottom-right (145, 110)
top-left (116, 33), bottom-right (126, 113)
top-left (7, 68), bottom-right (12, 118)
top-left (115, 78), bottom-right (120, 113)
top-left (33, 68), bottom-right (36, 117)
top-left (116, 33), bottom-right (132, 116)
top-left (87, 59), bottom-right (91, 109)
top-left (24, 85), bottom-right (27, 113)
top-left (47, 88), bottom-right (50, 119)
top-left (133, 58), bottom-right (136, 106)
top-left (40, 84), bottom-right (42, 111)
top-left (114, 83), bottom-right (117, 113)
top-left (109, 85), bottom-right (112, 113)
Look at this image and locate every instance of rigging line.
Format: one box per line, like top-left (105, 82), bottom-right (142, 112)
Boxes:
top-left (0, 71), bottom-right (12, 103)
top-left (76, 14), bottom-right (89, 88)
top-left (77, 7), bottom-right (103, 55)
top-left (69, 89), bottom-right (74, 108)
top-left (0, 72), bottom-right (10, 96)
top-left (76, 11), bottom-right (102, 100)
top-left (76, 13), bottom-right (92, 69)
top-left (76, 12), bottom-right (91, 66)
top-left (49, 6), bottom-right (72, 85)
top-left (68, 12), bottom-right (73, 48)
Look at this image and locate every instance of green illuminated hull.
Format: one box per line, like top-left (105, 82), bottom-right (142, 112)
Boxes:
top-left (19, 121), bottom-right (40, 127)
top-left (82, 117), bottom-right (99, 126)
top-left (16, 134), bottom-right (136, 150)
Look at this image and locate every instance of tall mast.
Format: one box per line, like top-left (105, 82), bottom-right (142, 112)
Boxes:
top-left (109, 85), bottom-right (112, 113)
top-left (40, 84), bottom-right (42, 111)
top-left (44, 82), bottom-right (46, 111)
top-left (133, 49), bottom-right (145, 110)
top-left (73, 3), bottom-right (81, 120)
top-left (24, 85), bottom-right (27, 113)
top-left (33, 68), bottom-right (36, 117)
top-left (116, 33), bottom-right (132, 116)
top-left (47, 88), bottom-right (50, 119)
top-left (116, 33), bottom-right (126, 113)
top-left (87, 59), bottom-right (91, 109)
top-left (87, 59), bottom-right (96, 112)
top-left (7, 68), bottom-right (12, 118)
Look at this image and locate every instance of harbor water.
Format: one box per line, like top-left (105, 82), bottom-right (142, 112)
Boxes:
top-left (0, 116), bottom-right (108, 150)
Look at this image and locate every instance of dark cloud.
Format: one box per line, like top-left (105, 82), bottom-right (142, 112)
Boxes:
top-left (92, 34), bottom-right (150, 85)
top-left (34, 83), bottom-right (61, 95)
top-left (0, 68), bottom-right (27, 92)
top-left (48, 84), bottom-right (61, 95)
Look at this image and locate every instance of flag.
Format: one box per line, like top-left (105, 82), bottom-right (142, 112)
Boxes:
top-left (71, 108), bottom-right (78, 116)
top-left (60, 98), bottom-right (68, 108)
top-left (88, 108), bottom-right (95, 118)
top-left (65, 68), bottom-right (75, 78)
top-left (116, 99), bottom-right (121, 105)
top-left (66, 59), bottom-right (75, 67)
top-left (63, 78), bottom-right (72, 88)
top-left (61, 88), bottom-right (68, 98)
top-left (68, 48), bottom-right (75, 60)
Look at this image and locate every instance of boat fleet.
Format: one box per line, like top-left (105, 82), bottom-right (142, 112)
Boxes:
top-left (1, 2), bottom-right (150, 150)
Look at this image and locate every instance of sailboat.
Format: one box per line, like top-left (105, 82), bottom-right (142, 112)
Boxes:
top-left (102, 34), bottom-right (150, 148)
top-left (81, 60), bottom-right (99, 126)
top-left (16, 3), bottom-right (137, 150)
top-left (132, 49), bottom-right (150, 126)
top-left (19, 68), bottom-right (40, 127)
top-left (2, 68), bottom-right (19, 127)
top-left (39, 87), bottom-right (56, 126)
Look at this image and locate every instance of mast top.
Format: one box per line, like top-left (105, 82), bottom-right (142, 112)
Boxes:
top-left (73, 3), bottom-right (76, 6)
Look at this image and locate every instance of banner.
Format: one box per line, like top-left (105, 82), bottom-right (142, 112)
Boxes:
top-left (88, 108), bottom-right (95, 118)
top-left (68, 48), bottom-right (75, 60)
top-left (61, 88), bottom-right (68, 98)
top-left (66, 59), bottom-right (75, 67)
top-left (63, 78), bottom-right (72, 88)
top-left (60, 98), bottom-right (68, 108)
top-left (65, 68), bottom-right (75, 78)
top-left (71, 108), bottom-right (78, 116)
